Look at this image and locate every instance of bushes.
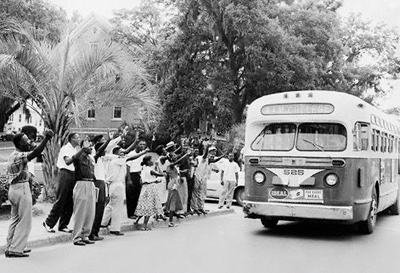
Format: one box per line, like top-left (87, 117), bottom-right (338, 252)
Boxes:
top-left (0, 169), bottom-right (42, 207)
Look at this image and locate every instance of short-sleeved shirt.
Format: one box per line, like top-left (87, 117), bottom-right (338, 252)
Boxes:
top-left (141, 165), bottom-right (157, 183)
top-left (7, 150), bottom-right (29, 184)
top-left (73, 152), bottom-right (95, 181)
top-left (57, 142), bottom-right (78, 171)
top-left (221, 160), bottom-right (240, 181)
top-left (126, 150), bottom-right (145, 173)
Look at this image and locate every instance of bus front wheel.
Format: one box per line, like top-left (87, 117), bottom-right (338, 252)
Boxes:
top-left (261, 218), bottom-right (279, 228)
top-left (359, 187), bottom-right (378, 234)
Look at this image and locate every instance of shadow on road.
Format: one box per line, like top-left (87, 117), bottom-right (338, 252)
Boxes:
top-left (251, 218), bottom-right (385, 241)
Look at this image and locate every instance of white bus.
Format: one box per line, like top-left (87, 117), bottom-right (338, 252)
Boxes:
top-left (243, 90), bottom-right (400, 234)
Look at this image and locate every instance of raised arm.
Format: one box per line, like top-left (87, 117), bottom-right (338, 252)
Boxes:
top-left (125, 148), bottom-right (150, 162)
top-left (27, 129), bottom-right (54, 161)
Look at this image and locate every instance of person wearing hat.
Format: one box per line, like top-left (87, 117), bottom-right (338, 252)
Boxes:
top-left (191, 145), bottom-right (223, 215)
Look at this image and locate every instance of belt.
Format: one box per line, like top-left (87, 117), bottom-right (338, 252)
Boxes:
top-left (10, 180), bottom-right (29, 185)
top-left (79, 178), bottom-right (94, 182)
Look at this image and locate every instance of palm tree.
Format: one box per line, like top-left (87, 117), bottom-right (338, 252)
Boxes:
top-left (0, 20), bottom-right (160, 199)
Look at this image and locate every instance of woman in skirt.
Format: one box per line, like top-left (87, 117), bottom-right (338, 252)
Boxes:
top-left (135, 155), bottom-right (164, 231)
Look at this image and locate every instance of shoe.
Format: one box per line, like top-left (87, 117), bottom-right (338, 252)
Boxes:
top-left (226, 206), bottom-right (231, 209)
top-left (199, 209), bottom-right (208, 215)
top-left (159, 215), bottom-right (168, 221)
top-left (193, 210), bottom-right (202, 216)
top-left (89, 235), bottom-right (104, 241)
top-left (82, 239), bottom-right (95, 244)
top-left (168, 222), bottom-right (178, 227)
top-left (187, 210), bottom-right (194, 215)
top-left (110, 231), bottom-right (124, 236)
top-left (73, 240), bottom-right (86, 246)
top-left (58, 227), bottom-right (73, 233)
top-left (43, 221), bottom-right (55, 233)
top-left (218, 206), bottom-right (223, 209)
top-left (175, 213), bottom-right (185, 219)
top-left (23, 248), bottom-right (31, 253)
top-left (5, 251), bottom-right (29, 258)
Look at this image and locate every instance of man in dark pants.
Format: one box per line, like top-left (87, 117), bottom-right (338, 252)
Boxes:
top-left (125, 139), bottom-right (147, 218)
top-left (43, 133), bottom-right (80, 233)
top-left (89, 139), bottom-right (111, 241)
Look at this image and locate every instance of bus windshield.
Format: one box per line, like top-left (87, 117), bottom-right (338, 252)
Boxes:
top-left (251, 122), bottom-right (347, 151)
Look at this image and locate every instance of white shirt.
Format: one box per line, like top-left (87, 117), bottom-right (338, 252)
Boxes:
top-left (126, 150), bottom-right (144, 173)
top-left (141, 165), bottom-right (156, 183)
top-left (106, 155), bottom-right (127, 184)
top-left (57, 142), bottom-right (78, 171)
top-left (221, 160), bottom-right (240, 181)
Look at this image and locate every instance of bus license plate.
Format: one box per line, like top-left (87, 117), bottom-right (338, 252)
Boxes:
top-left (268, 188), bottom-right (323, 203)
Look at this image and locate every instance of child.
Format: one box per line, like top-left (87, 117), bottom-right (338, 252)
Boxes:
top-left (135, 155), bottom-right (164, 230)
top-left (165, 161), bottom-right (183, 227)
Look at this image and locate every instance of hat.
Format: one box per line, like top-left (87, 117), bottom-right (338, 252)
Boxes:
top-left (208, 146), bottom-right (217, 152)
top-left (165, 141), bottom-right (175, 150)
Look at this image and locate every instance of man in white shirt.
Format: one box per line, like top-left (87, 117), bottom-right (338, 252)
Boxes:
top-left (218, 152), bottom-right (240, 209)
top-left (43, 133), bottom-right (80, 233)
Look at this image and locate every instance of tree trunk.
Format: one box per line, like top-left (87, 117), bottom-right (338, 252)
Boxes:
top-left (41, 134), bottom-right (62, 200)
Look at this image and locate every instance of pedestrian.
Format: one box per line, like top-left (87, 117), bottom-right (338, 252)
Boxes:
top-left (125, 139), bottom-right (147, 219)
top-left (187, 148), bottom-right (199, 214)
top-left (43, 132), bottom-right (80, 233)
top-left (71, 138), bottom-right (102, 246)
top-left (154, 145), bottom-right (169, 221)
top-left (191, 146), bottom-right (223, 215)
top-left (88, 138), bottom-right (112, 241)
top-left (218, 152), bottom-right (240, 209)
top-left (5, 128), bottom-right (54, 258)
top-left (134, 155), bottom-right (164, 230)
top-left (102, 146), bottom-right (149, 235)
top-left (165, 151), bottom-right (191, 227)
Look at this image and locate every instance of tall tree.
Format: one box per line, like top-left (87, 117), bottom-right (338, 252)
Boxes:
top-left (0, 0), bottom-right (68, 132)
top-left (0, 20), bottom-right (160, 198)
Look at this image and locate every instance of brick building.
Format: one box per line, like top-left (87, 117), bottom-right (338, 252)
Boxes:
top-left (69, 14), bottom-right (141, 136)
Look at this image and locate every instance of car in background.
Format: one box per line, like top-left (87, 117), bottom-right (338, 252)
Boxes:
top-left (206, 158), bottom-right (245, 206)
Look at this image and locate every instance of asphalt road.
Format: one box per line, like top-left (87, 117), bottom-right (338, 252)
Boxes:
top-left (2, 206), bottom-right (400, 273)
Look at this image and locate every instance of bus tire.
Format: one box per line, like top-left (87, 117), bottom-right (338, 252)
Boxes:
top-left (359, 187), bottom-right (378, 234)
top-left (261, 218), bottom-right (279, 228)
top-left (388, 188), bottom-right (400, 215)
top-left (234, 187), bottom-right (245, 207)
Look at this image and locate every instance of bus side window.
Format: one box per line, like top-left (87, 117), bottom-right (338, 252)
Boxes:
top-left (376, 130), bottom-right (380, 152)
top-left (354, 122), bottom-right (370, 151)
top-left (371, 129), bottom-right (376, 151)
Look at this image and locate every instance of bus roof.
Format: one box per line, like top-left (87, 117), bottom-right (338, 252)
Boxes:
top-left (246, 90), bottom-right (400, 130)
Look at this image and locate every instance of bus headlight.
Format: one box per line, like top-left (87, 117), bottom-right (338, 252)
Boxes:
top-left (254, 172), bottom-right (266, 184)
top-left (325, 173), bottom-right (339, 186)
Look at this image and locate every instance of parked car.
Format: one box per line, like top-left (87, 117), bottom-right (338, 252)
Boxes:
top-left (206, 158), bottom-right (245, 206)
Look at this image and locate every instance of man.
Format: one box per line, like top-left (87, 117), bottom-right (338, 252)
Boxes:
top-left (191, 146), bottom-right (222, 215)
top-left (101, 146), bottom-right (149, 235)
top-left (5, 128), bottom-right (54, 258)
top-left (43, 133), bottom-right (80, 233)
top-left (125, 139), bottom-right (147, 218)
top-left (71, 139), bottom-right (97, 246)
top-left (218, 152), bottom-right (240, 209)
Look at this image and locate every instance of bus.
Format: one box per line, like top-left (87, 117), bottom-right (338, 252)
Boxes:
top-left (242, 90), bottom-right (400, 234)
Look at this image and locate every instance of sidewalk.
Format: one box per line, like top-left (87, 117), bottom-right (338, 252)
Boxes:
top-left (0, 201), bottom-right (233, 254)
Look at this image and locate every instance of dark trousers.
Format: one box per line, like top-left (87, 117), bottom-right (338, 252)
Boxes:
top-left (187, 175), bottom-right (194, 211)
top-left (45, 169), bottom-right (75, 230)
top-left (90, 179), bottom-right (106, 237)
top-left (126, 172), bottom-right (141, 218)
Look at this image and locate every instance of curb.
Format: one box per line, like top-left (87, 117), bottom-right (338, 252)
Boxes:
top-left (0, 208), bottom-right (234, 255)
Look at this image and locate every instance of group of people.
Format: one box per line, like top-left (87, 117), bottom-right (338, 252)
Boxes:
top-left (4, 126), bottom-right (241, 258)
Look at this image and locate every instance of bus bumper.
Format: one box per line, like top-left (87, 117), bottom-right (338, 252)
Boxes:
top-left (243, 201), bottom-right (353, 221)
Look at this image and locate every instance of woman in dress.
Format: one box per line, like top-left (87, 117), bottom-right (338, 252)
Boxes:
top-left (134, 155), bottom-right (164, 231)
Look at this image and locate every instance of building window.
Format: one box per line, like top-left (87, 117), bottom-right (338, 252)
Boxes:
top-left (19, 114), bottom-right (21, 122)
top-left (90, 42), bottom-right (99, 52)
top-left (39, 119), bottom-right (42, 126)
top-left (113, 107), bottom-right (122, 119)
top-left (9, 114), bottom-right (13, 121)
top-left (88, 109), bottom-right (95, 119)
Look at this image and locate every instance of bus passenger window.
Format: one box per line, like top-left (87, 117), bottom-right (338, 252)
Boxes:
top-left (354, 123), bottom-right (370, 151)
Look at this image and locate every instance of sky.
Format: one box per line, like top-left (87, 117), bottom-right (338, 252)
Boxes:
top-left (48, 0), bottom-right (142, 18)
